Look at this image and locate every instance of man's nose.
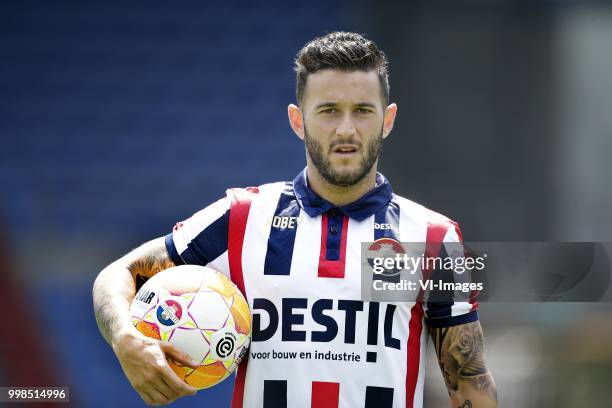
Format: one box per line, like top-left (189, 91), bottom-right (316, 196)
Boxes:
top-left (336, 113), bottom-right (356, 137)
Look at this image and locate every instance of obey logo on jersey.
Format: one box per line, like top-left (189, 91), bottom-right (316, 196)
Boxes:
top-left (267, 216), bottom-right (300, 229)
top-left (251, 298), bottom-right (401, 350)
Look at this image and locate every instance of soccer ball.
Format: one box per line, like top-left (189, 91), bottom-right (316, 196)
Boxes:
top-left (130, 265), bottom-right (251, 389)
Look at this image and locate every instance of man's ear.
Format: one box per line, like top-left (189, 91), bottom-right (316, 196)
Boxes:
top-left (382, 103), bottom-right (398, 139)
top-left (288, 104), bottom-right (305, 141)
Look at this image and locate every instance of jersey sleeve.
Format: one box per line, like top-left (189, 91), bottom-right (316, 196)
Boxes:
top-left (164, 195), bottom-right (231, 277)
top-left (422, 221), bottom-right (479, 328)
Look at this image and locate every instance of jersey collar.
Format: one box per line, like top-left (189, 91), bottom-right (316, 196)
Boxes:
top-left (292, 167), bottom-right (393, 222)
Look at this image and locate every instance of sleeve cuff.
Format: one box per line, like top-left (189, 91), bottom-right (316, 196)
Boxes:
top-left (165, 233), bottom-right (185, 266)
top-left (426, 310), bottom-right (479, 328)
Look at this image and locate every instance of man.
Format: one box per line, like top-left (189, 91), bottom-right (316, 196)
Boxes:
top-left (93, 32), bottom-right (497, 407)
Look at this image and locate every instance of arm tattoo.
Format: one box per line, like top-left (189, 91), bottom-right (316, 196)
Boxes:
top-left (93, 238), bottom-right (175, 345)
top-left (128, 243), bottom-right (175, 288)
top-left (430, 322), bottom-right (497, 403)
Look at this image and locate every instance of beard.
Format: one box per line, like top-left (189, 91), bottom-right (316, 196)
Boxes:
top-left (304, 125), bottom-right (383, 187)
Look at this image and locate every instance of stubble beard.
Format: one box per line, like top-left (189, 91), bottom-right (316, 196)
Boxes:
top-left (304, 125), bottom-right (383, 187)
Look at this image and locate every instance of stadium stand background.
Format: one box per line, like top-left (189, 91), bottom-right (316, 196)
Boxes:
top-left (1, 1), bottom-right (611, 407)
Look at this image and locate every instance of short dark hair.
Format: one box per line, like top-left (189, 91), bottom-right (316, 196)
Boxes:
top-left (294, 31), bottom-right (390, 105)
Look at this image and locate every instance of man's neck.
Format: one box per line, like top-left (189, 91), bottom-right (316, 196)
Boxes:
top-left (305, 165), bottom-right (378, 207)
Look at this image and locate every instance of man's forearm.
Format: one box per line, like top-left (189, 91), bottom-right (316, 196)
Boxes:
top-left (449, 368), bottom-right (497, 408)
top-left (93, 237), bottom-right (175, 346)
top-left (92, 237), bottom-right (196, 405)
top-left (430, 322), bottom-right (497, 408)
top-left (93, 262), bottom-right (138, 346)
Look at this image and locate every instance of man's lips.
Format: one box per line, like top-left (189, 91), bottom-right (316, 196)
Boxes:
top-left (331, 144), bottom-right (360, 155)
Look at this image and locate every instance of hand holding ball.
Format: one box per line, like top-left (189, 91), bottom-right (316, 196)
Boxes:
top-left (130, 265), bottom-right (251, 389)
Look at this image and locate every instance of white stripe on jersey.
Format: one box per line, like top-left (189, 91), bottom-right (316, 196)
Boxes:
top-left (208, 250), bottom-right (230, 279)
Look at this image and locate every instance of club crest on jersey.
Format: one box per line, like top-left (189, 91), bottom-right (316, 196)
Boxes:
top-left (367, 238), bottom-right (406, 277)
top-left (156, 299), bottom-right (182, 326)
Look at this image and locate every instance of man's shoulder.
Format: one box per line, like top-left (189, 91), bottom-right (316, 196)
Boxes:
top-left (392, 193), bottom-right (459, 227)
top-left (224, 181), bottom-right (291, 200)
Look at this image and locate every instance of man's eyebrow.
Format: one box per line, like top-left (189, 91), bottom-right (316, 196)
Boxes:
top-left (314, 102), bottom-right (338, 109)
top-left (314, 102), bottom-right (378, 109)
top-left (354, 102), bottom-right (377, 109)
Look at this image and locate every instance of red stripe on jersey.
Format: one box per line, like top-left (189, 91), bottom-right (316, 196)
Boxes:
top-left (406, 219), bottom-right (450, 408)
top-left (452, 222), bottom-right (480, 311)
top-left (228, 186), bottom-right (258, 408)
top-left (311, 381), bottom-right (340, 408)
top-left (422, 221), bottom-right (449, 282)
top-left (317, 215), bottom-right (349, 278)
top-left (405, 302), bottom-right (424, 408)
top-left (227, 186), bottom-right (258, 295)
top-left (469, 296), bottom-right (480, 311)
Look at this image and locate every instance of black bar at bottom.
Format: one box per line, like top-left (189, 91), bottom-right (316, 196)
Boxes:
top-left (263, 380), bottom-right (287, 408)
top-left (365, 386), bottom-right (393, 408)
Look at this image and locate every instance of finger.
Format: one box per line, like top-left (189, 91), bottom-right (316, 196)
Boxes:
top-left (153, 377), bottom-right (180, 402)
top-left (160, 342), bottom-right (199, 369)
top-left (159, 363), bottom-right (198, 396)
top-left (147, 388), bottom-right (170, 406)
top-left (137, 389), bottom-right (155, 406)
top-left (134, 369), bottom-right (174, 405)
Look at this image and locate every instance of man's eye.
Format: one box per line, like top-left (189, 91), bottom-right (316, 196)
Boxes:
top-left (321, 108), bottom-right (337, 114)
top-left (356, 108), bottom-right (371, 114)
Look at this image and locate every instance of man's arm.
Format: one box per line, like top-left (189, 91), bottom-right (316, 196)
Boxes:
top-left (93, 237), bottom-right (174, 345)
top-left (92, 237), bottom-right (198, 406)
top-left (429, 321), bottom-right (497, 408)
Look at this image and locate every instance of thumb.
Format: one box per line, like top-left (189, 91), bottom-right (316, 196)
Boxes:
top-left (159, 342), bottom-right (200, 369)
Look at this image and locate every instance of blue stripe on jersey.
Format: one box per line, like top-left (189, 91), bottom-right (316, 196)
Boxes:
top-left (175, 210), bottom-right (229, 266)
top-left (165, 233), bottom-right (184, 265)
top-left (263, 380), bottom-right (287, 408)
top-left (373, 200), bottom-right (401, 283)
top-left (427, 310), bottom-right (479, 328)
top-left (365, 386), bottom-right (394, 408)
top-left (263, 184), bottom-right (301, 275)
top-left (374, 199), bottom-right (400, 240)
top-left (325, 209), bottom-right (343, 261)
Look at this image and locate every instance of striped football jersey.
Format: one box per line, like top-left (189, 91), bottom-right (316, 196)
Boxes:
top-left (165, 168), bottom-right (478, 408)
